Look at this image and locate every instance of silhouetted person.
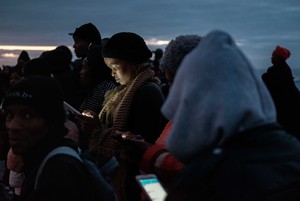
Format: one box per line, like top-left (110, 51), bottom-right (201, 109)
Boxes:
top-left (40, 49), bottom-right (77, 107)
top-left (16, 51), bottom-right (30, 69)
top-left (69, 23), bottom-right (103, 108)
top-left (152, 48), bottom-right (163, 75)
top-left (262, 45), bottom-right (300, 139)
top-left (55, 45), bottom-right (77, 71)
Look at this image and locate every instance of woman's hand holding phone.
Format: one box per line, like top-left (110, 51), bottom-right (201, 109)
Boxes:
top-left (73, 110), bottom-right (101, 135)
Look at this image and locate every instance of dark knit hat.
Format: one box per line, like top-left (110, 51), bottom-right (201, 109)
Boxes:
top-left (273, 45), bottom-right (291, 60)
top-left (3, 76), bottom-right (65, 128)
top-left (102, 32), bottom-right (152, 64)
top-left (69, 23), bottom-right (102, 45)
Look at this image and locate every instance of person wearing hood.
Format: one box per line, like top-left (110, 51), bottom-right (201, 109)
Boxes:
top-left (163, 30), bottom-right (300, 201)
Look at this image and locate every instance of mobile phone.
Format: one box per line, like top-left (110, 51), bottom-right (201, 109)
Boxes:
top-left (63, 101), bottom-right (81, 115)
top-left (135, 174), bottom-right (167, 201)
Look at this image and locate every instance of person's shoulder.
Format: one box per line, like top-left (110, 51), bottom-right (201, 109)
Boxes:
top-left (93, 80), bottom-right (117, 94)
top-left (98, 80), bottom-right (118, 89)
top-left (45, 147), bottom-right (83, 168)
top-left (137, 82), bottom-right (164, 99)
top-left (140, 81), bottom-right (161, 92)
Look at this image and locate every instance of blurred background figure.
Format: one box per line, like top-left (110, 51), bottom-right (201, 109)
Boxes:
top-left (40, 49), bottom-right (77, 107)
top-left (8, 67), bottom-right (23, 87)
top-left (76, 45), bottom-right (117, 151)
top-left (55, 45), bottom-right (77, 71)
top-left (262, 45), bottom-right (300, 139)
top-left (15, 51), bottom-right (30, 70)
top-left (152, 48), bottom-right (163, 76)
top-left (78, 45), bottom-right (117, 113)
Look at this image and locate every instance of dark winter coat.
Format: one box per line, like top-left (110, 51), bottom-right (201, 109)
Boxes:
top-left (166, 124), bottom-right (300, 201)
top-left (262, 62), bottom-right (300, 139)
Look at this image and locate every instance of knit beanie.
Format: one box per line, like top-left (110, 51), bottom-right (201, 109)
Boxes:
top-left (3, 76), bottom-right (65, 128)
top-left (102, 32), bottom-right (152, 64)
top-left (69, 23), bottom-right (102, 45)
top-left (273, 45), bottom-right (291, 60)
top-left (160, 35), bottom-right (201, 74)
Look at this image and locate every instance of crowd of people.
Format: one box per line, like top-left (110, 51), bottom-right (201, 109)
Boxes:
top-left (1, 22), bottom-right (300, 201)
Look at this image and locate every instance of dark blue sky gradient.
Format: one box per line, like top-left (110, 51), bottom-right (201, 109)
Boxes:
top-left (1, 0), bottom-right (300, 71)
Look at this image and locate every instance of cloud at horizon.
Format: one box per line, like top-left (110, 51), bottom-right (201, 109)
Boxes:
top-left (1, 0), bottom-right (300, 70)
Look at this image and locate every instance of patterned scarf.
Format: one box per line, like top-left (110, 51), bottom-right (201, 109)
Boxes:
top-left (89, 64), bottom-right (158, 201)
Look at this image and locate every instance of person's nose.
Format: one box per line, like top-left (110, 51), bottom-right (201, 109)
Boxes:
top-left (111, 70), bottom-right (116, 77)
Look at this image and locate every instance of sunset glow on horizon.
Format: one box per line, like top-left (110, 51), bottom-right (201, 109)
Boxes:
top-left (0, 39), bottom-right (168, 52)
top-left (0, 45), bottom-right (60, 65)
top-left (0, 40), bottom-right (168, 65)
top-left (1, 53), bottom-right (18, 58)
top-left (0, 45), bottom-right (59, 51)
top-left (146, 39), bottom-right (169, 46)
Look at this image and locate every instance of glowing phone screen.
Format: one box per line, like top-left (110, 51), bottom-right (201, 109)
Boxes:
top-left (139, 178), bottom-right (167, 201)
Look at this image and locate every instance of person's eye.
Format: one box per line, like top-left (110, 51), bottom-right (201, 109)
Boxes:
top-left (111, 64), bottom-right (118, 69)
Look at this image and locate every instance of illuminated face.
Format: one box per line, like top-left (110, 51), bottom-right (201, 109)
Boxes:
top-left (72, 36), bottom-right (90, 58)
top-left (104, 58), bottom-right (135, 85)
top-left (5, 104), bottom-right (49, 155)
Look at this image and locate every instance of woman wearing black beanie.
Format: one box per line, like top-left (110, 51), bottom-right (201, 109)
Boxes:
top-left (80, 32), bottom-right (165, 201)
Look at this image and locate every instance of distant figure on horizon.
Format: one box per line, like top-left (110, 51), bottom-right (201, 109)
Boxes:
top-left (262, 45), bottom-right (300, 139)
top-left (152, 48), bottom-right (163, 75)
top-left (16, 50), bottom-right (30, 69)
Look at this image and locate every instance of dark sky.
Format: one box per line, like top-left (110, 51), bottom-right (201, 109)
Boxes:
top-left (1, 0), bottom-right (300, 71)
